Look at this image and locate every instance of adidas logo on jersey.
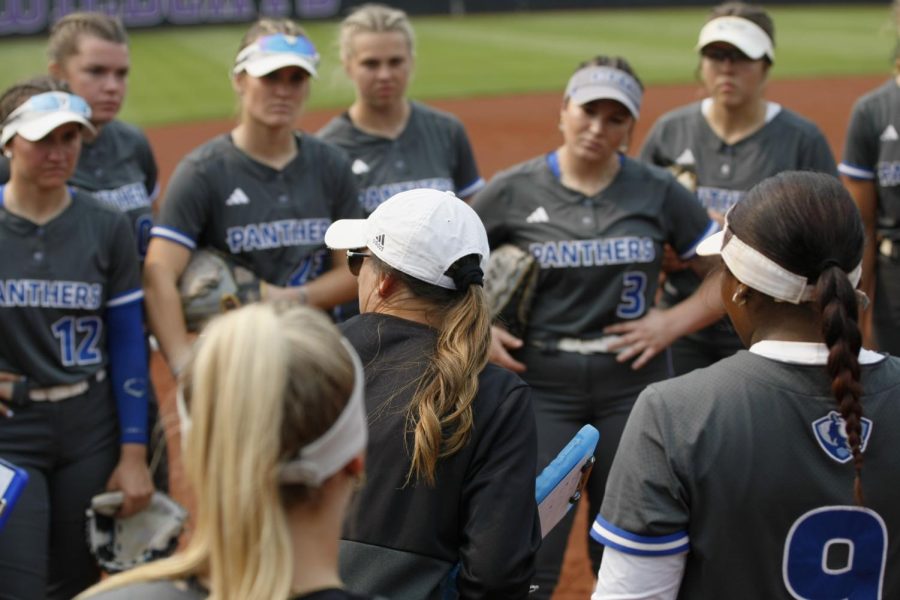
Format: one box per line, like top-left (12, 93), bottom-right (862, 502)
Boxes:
top-left (675, 148), bottom-right (696, 166)
top-left (880, 124), bottom-right (899, 142)
top-left (526, 207), bottom-right (549, 223)
top-left (352, 159), bottom-right (370, 175)
top-left (225, 188), bottom-right (250, 206)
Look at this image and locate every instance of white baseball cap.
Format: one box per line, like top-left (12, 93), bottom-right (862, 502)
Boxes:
top-left (565, 65), bottom-right (642, 119)
top-left (325, 188), bottom-right (490, 291)
top-left (696, 16), bottom-right (775, 62)
top-left (232, 33), bottom-right (320, 78)
top-left (0, 91), bottom-right (96, 147)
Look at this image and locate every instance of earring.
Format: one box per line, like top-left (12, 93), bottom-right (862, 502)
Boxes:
top-left (732, 288), bottom-right (747, 306)
top-left (3, 149), bottom-right (11, 159)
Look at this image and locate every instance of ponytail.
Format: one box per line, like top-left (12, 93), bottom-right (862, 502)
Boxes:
top-left (817, 266), bottom-right (865, 506)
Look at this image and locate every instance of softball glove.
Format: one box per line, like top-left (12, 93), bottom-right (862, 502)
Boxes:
top-left (484, 244), bottom-right (539, 339)
top-left (179, 248), bottom-right (261, 332)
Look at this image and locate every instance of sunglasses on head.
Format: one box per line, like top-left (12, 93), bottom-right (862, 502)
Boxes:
top-left (701, 46), bottom-right (754, 63)
top-left (346, 250), bottom-right (373, 277)
top-left (234, 33), bottom-right (320, 70)
top-left (5, 92), bottom-right (91, 124)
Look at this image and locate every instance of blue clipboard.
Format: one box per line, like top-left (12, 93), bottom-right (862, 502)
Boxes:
top-left (0, 458), bottom-right (29, 531)
top-left (535, 424), bottom-right (599, 538)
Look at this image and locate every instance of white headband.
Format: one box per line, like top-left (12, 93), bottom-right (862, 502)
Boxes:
top-left (279, 339), bottom-right (367, 487)
top-left (698, 224), bottom-right (862, 304)
top-left (177, 338), bottom-right (368, 488)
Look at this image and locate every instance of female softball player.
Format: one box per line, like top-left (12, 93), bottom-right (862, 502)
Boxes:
top-left (0, 77), bottom-right (152, 599)
top-left (317, 3), bottom-right (484, 213)
top-left (82, 304), bottom-right (375, 600)
top-left (640, 1), bottom-right (837, 376)
top-left (144, 18), bottom-right (362, 376)
top-left (471, 56), bottom-right (719, 598)
top-left (325, 188), bottom-right (541, 599)
top-left (592, 171), bottom-right (900, 599)
top-left (0, 12), bottom-right (158, 258)
top-left (839, 3), bottom-right (900, 356)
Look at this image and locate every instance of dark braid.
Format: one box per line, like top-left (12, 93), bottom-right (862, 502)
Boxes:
top-left (730, 171), bottom-right (866, 505)
top-left (817, 266), bottom-right (865, 505)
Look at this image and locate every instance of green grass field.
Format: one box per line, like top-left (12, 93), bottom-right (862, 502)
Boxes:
top-left (0, 4), bottom-right (894, 126)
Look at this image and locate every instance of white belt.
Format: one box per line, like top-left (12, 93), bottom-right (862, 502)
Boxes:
top-left (29, 369), bottom-right (106, 402)
top-left (556, 335), bottom-right (623, 355)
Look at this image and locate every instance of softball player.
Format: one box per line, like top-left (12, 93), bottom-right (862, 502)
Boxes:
top-left (0, 78), bottom-right (152, 599)
top-left (640, 1), bottom-right (837, 376)
top-left (317, 3), bottom-right (484, 213)
top-left (82, 305), bottom-right (375, 600)
top-left (839, 30), bottom-right (900, 356)
top-left (592, 171), bottom-right (900, 599)
top-left (0, 13), bottom-right (157, 259)
top-left (472, 56), bottom-right (719, 599)
top-left (144, 18), bottom-right (362, 375)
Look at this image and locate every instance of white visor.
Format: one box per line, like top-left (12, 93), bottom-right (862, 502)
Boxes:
top-left (697, 227), bottom-right (861, 304)
top-left (232, 33), bottom-right (319, 78)
top-left (0, 91), bottom-right (95, 147)
top-left (279, 339), bottom-right (367, 487)
top-left (696, 16), bottom-right (775, 62)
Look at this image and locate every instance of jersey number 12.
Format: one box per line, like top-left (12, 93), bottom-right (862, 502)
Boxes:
top-left (51, 316), bottom-right (103, 366)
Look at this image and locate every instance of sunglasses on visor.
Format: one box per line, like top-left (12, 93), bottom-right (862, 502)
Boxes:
top-left (4, 92), bottom-right (91, 124)
top-left (233, 33), bottom-right (320, 72)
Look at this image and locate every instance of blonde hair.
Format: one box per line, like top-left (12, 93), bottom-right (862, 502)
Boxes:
top-left (338, 3), bottom-right (415, 63)
top-left (47, 12), bottom-right (128, 66)
top-left (80, 304), bottom-right (355, 600)
top-left (372, 254), bottom-right (491, 487)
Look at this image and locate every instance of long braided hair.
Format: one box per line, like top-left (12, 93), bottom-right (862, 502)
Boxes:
top-left (728, 171), bottom-right (867, 505)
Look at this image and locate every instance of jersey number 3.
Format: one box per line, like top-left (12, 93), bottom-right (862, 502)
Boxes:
top-left (616, 271), bottom-right (647, 319)
top-left (51, 316), bottom-right (103, 367)
top-left (783, 506), bottom-right (887, 599)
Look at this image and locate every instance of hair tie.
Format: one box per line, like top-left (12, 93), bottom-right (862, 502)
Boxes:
top-left (451, 263), bottom-right (484, 290)
top-left (819, 259), bottom-right (843, 272)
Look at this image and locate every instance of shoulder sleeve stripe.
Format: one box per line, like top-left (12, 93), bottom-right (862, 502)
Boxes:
top-left (151, 225), bottom-right (196, 250)
top-left (590, 515), bottom-right (690, 557)
top-left (678, 219), bottom-right (720, 260)
top-left (148, 182), bottom-right (161, 203)
top-left (457, 177), bottom-right (486, 199)
top-left (107, 288), bottom-right (144, 308)
top-left (838, 162), bottom-right (876, 180)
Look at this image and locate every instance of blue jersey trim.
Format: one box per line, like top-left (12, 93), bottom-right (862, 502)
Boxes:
top-left (150, 225), bottom-right (196, 250)
top-left (457, 177), bottom-right (486, 199)
top-left (106, 300), bottom-right (149, 445)
top-left (679, 219), bottom-right (720, 260)
top-left (0, 185), bottom-right (4, 206)
top-left (107, 288), bottom-right (144, 308)
top-left (838, 162), bottom-right (875, 180)
top-left (590, 514), bottom-right (690, 557)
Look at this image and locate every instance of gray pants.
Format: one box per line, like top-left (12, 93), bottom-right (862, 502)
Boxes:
top-left (516, 343), bottom-right (671, 600)
top-left (0, 380), bottom-right (118, 600)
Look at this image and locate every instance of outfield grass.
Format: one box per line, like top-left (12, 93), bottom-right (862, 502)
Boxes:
top-left (0, 4), bottom-right (894, 126)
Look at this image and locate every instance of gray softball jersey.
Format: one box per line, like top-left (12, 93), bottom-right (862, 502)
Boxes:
top-left (0, 189), bottom-right (142, 385)
top-left (473, 153), bottom-right (715, 339)
top-left (840, 79), bottom-right (900, 234)
top-left (151, 133), bottom-right (362, 287)
top-left (640, 101), bottom-right (837, 316)
top-left (318, 101), bottom-right (484, 213)
top-left (0, 120), bottom-right (157, 258)
top-left (593, 350), bottom-right (900, 599)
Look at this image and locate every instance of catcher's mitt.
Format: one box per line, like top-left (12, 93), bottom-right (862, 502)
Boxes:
top-left (483, 244), bottom-right (539, 339)
top-left (86, 491), bottom-right (188, 573)
top-left (180, 249), bottom-right (261, 332)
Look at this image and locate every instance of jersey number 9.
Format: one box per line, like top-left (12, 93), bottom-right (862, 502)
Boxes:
top-left (783, 505), bottom-right (887, 599)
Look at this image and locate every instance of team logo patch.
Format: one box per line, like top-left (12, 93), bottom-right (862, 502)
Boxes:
top-left (371, 233), bottom-right (385, 250)
top-left (811, 411), bottom-right (873, 464)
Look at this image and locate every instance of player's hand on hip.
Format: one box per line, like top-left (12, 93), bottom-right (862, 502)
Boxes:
top-left (604, 309), bottom-right (673, 371)
top-left (490, 325), bottom-right (527, 373)
top-left (106, 443), bottom-right (155, 517)
top-left (0, 372), bottom-right (24, 418)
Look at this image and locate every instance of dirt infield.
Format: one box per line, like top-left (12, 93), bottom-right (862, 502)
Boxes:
top-left (146, 74), bottom-right (885, 599)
